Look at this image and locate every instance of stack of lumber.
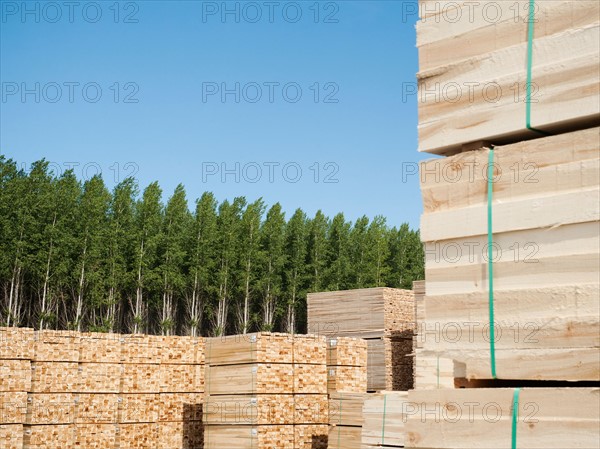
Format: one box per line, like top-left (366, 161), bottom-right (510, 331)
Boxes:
top-left (326, 337), bottom-right (367, 393)
top-left (204, 332), bottom-right (328, 449)
top-left (327, 392), bottom-right (367, 449)
top-left (0, 328), bottom-right (32, 449)
top-left (416, 0), bottom-right (600, 155)
top-left (406, 388), bottom-right (600, 448)
top-left (0, 327), bottom-right (206, 449)
top-left (412, 3), bottom-right (600, 446)
top-left (307, 287), bottom-right (415, 391)
top-left (412, 280), bottom-right (454, 389)
top-left (418, 128), bottom-right (600, 381)
top-left (361, 391), bottom-right (409, 449)
top-left (157, 335), bottom-right (204, 449)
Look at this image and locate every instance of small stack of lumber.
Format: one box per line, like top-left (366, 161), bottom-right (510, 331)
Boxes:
top-left (307, 287), bottom-right (415, 391)
top-left (327, 392), bottom-right (367, 449)
top-left (204, 332), bottom-right (328, 449)
top-left (416, 0), bottom-right (600, 155)
top-left (326, 337), bottom-right (367, 394)
top-left (361, 391), bottom-right (409, 449)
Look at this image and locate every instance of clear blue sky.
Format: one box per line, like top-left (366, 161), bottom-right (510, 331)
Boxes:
top-left (1, 0), bottom-right (432, 229)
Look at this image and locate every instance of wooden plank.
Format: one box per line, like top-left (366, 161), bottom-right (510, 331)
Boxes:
top-left (0, 424), bottom-right (23, 449)
top-left (79, 332), bottom-right (121, 364)
top-left (74, 394), bottom-right (119, 424)
top-left (117, 423), bottom-right (159, 449)
top-left (294, 424), bottom-right (328, 449)
top-left (417, 24), bottom-right (600, 155)
top-left (120, 334), bottom-right (161, 364)
top-left (328, 392), bottom-right (368, 426)
top-left (159, 335), bottom-right (203, 365)
top-left (328, 366), bottom-right (368, 394)
top-left (74, 423), bottom-right (118, 449)
top-left (406, 388), bottom-right (600, 448)
top-left (23, 424), bottom-right (76, 449)
top-left (33, 330), bottom-right (79, 362)
top-left (0, 359), bottom-right (31, 392)
top-left (158, 363), bottom-right (204, 393)
top-left (118, 394), bottom-right (159, 424)
top-left (361, 392), bottom-right (409, 448)
top-left (30, 362), bottom-right (78, 393)
top-left (328, 425), bottom-right (362, 449)
top-left (204, 424), bottom-right (295, 449)
top-left (26, 393), bottom-right (74, 425)
top-left (204, 394), bottom-right (328, 425)
top-left (327, 337), bottom-right (368, 367)
top-left (413, 350), bottom-right (455, 390)
top-left (158, 393), bottom-right (203, 422)
top-left (157, 421), bottom-right (203, 449)
top-left (0, 392), bottom-right (26, 424)
top-left (417, 1), bottom-right (600, 71)
top-left (77, 363), bottom-right (121, 394)
top-left (121, 364), bottom-right (159, 394)
top-left (0, 327), bottom-right (35, 360)
top-left (420, 186), bottom-right (599, 241)
top-left (205, 333), bottom-right (294, 366)
top-left (419, 128), bottom-right (600, 214)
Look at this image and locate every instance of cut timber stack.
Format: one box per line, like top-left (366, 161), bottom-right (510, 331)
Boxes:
top-left (327, 392), bottom-right (367, 449)
top-left (326, 337), bottom-right (367, 394)
top-left (204, 332), bottom-right (328, 449)
top-left (361, 392), bottom-right (409, 449)
top-left (0, 328), bottom-right (32, 449)
top-left (412, 280), bottom-right (453, 389)
top-left (417, 0), bottom-right (600, 155)
top-left (307, 288), bottom-right (415, 391)
top-left (411, 1), bottom-right (600, 447)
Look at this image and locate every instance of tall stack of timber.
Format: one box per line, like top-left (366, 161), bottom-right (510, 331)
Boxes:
top-left (157, 335), bottom-right (204, 449)
top-left (326, 337), bottom-right (368, 394)
top-left (409, 1), bottom-right (600, 447)
top-left (203, 332), bottom-right (328, 449)
top-left (0, 327), bottom-right (33, 449)
top-left (327, 392), bottom-right (367, 449)
top-left (307, 288), bottom-right (415, 391)
top-left (361, 392), bottom-right (409, 449)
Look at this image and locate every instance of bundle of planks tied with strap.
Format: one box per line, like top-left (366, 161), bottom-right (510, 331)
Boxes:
top-left (409, 0), bottom-right (600, 447)
top-left (203, 332), bottom-right (329, 449)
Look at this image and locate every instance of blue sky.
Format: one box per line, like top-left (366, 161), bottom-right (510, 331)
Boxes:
top-left (1, 0), bottom-right (432, 229)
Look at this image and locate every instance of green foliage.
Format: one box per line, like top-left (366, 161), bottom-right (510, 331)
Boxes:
top-left (0, 156), bottom-right (424, 335)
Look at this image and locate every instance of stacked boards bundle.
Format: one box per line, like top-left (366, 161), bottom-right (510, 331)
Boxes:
top-left (361, 391), bottom-right (409, 449)
top-left (418, 128), bottom-right (600, 381)
top-left (327, 392), bottom-right (367, 449)
top-left (326, 337), bottom-right (368, 394)
top-left (416, 0), bottom-right (600, 155)
top-left (307, 288), bottom-right (415, 391)
top-left (203, 332), bottom-right (328, 449)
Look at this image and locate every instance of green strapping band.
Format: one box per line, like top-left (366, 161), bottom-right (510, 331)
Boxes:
top-left (511, 388), bottom-right (522, 449)
top-left (381, 394), bottom-right (387, 444)
top-left (526, 0), bottom-right (550, 136)
top-left (487, 148), bottom-right (497, 379)
top-left (337, 394), bottom-right (343, 449)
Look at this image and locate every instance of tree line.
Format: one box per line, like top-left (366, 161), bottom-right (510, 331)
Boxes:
top-left (0, 156), bottom-right (424, 336)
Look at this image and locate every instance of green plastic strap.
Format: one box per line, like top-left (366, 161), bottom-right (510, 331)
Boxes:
top-left (526, 0), bottom-right (550, 136)
top-left (511, 388), bottom-right (522, 449)
top-left (337, 394), bottom-right (343, 449)
top-left (487, 148), bottom-right (497, 379)
top-left (381, 394), bottom-right (387, 444)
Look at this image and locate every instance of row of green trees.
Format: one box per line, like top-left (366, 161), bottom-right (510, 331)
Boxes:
top-left (0, 156), bottom-right (424, 336)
